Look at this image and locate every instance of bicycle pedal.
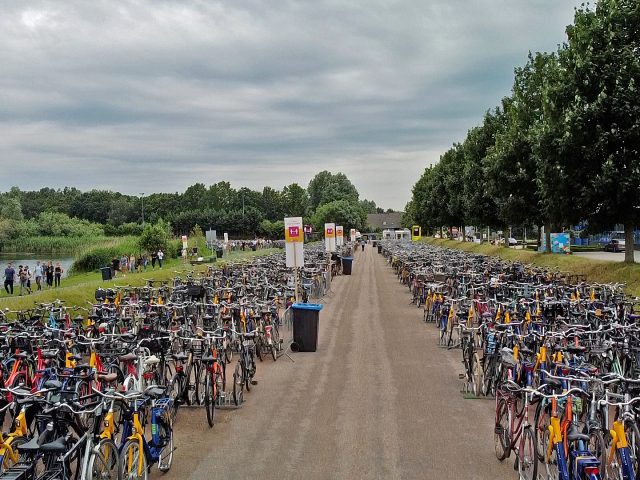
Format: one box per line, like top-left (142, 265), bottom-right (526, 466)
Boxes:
top-left (250, 380), bottom-right (258, 385)
top-left (458, 373), bottom-right (465, 379)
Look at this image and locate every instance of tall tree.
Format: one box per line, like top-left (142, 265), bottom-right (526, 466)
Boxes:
top-left (307, 171), bottom-right (359, 210)
top-left (562, 0), bottom-right (640, 262)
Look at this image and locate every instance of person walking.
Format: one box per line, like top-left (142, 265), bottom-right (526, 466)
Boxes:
top-left (129, 254), bottom-right (136, 273)
top-left (157, 249), bottom-right (164, 268)
top-left (46, 261), bottom-right (54, 287)
top-left (19, 265), bottom-right (31, 295)
top-left (54, 262), bottom-right (63, 288)
top-left (3, 263), bottom-right (15, 295)
top-left (151, 251), bottom-right (157, 269)
top-left (34, 261), bottom-right (43, 291)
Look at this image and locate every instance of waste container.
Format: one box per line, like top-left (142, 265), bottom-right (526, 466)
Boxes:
top-left (216, 248), bottom-right (223, 259)
top-left (292, 303), bottom-right (323, 352)
top-left (342, 256), bottom-right (353, 275)
top-left (377, 245), bottom-right (382, 254)
top-left (100, 267), bottom-right (113, 281)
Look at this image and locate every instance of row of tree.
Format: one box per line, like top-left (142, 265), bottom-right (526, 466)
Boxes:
top-left (1, 171), bottom-right (388, 238)
top-left (404, 0), bottom-right (640, 263)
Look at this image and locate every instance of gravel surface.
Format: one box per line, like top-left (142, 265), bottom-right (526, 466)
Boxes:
top-left (164, 246), bottom-right (514, 480)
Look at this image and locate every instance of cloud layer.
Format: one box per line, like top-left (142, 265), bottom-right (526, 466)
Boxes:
top-left (0, 0), bottom-right (581, 209)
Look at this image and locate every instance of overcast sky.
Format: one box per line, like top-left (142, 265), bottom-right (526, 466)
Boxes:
top-left (0, 0), bottom-right (582, 210)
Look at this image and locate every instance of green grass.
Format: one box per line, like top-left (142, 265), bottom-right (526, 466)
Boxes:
top-left (0, 248), bottom-right (281, 310)
top-left (0, 236), bottom-right (113, 254)
top-left (421, 238), bottom-right (640, 297)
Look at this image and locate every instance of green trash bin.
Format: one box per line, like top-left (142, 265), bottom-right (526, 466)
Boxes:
top-left (342, 257), bottom-right (353, 275)
top-left (292, 303), bottom-right (323, 352)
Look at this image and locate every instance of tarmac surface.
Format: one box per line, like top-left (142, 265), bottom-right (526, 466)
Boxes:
top-left (166, 245), bottom-right (514, 480)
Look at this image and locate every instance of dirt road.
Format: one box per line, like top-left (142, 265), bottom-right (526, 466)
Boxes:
top-left (166, 245), bottom-right (514, 480)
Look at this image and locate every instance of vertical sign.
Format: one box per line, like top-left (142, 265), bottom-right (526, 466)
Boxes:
top-left (336, 226), bottom-right (344, 246)
top-left (285, 217), bottom-right (304, 268)
top-left (325, 223), bottom-right (336, 252)
top-left (350, 228), bottom-right (356, 242)
top-left (181, 235), bottom-right (188, 249)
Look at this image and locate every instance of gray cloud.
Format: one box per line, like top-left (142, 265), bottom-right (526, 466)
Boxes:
top-left (0, 0), bottom-right (581, 209)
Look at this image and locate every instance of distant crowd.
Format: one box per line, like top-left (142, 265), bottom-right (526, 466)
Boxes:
top-left (226, 239), bottom-right (276, 252)
top-left (3, 261), bottom-right (64, 296)
top-left (110, 249), bottom-right (164, 277)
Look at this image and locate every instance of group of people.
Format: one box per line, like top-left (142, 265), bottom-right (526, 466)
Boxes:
top-left (3, 261), bottom-right (64, 296)
top-left (111, 250), bottom-right (164, 277)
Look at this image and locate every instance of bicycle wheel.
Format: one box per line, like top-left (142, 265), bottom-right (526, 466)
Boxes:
top-left (494, 397), bottom-right (510, 461)
top-left (517, 427), bottom-right (537, 480)
top-left (625, 420), bottom-right (640, 477)
top-left (472, 353), bottom-right (483, 397)
top-left (587, 430), bottom-right (608, 479)
top-left (204, 371), bottom-right (216, 428)
top-left (2, 436), bottom-right (27, 472)
top-left (186, 363), bottom-right (199, 406)
top-left (167, 374), bottom-right (184, 421)
top-left (196, 364), bottom-right (207, 406)
top-left (232, 362), bottom-right (244, 406)
top-left (243, 358), bottom-right (251, 392)
top-left (255, 337), bottom-right (263, 362)
top-left (157, 418), bottom-right (173, 473)
top-left (89, 439), bottom-right (119, 480)
top-left (97, 438), bottom-right (119, 473)
top-left (534, 400), bottom-right (549, 463)
top-left (119, 439), bottom-right (147, 480)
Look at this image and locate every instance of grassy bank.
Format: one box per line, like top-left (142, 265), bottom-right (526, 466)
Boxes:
top-left (0, 236), bottom-right (113, 254)
top-left (421, 238), bottom-right (640, 297)
top-left (0, 248), bottom-right (280, 310)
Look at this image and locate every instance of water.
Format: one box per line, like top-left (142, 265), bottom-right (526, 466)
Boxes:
top-left (0, 254), bottom-right (74, 278)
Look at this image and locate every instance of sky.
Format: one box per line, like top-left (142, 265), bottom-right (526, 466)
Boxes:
top-left (0, 0), bottom-right (583, 210)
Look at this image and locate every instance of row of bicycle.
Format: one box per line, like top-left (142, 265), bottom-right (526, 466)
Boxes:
top-left (0, 247), bottom-right (332, 479)
top-left (381, 241), bottom-right (640, 480)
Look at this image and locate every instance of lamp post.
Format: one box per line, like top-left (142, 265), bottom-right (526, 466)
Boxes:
top-left (140, 193), bottom-right (145, 226)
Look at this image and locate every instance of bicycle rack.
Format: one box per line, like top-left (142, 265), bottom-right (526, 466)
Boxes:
top-left (216, 391), bottom-right (242, 409)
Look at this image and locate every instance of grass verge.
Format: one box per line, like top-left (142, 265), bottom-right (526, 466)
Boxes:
top-left (0, 248), bottom-right (280, 310)
top-left (421, 238), bottom-right (640, 297)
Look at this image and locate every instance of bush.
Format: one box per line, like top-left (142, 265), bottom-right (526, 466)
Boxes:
top-left (71, 237), bottom-right (139, 273)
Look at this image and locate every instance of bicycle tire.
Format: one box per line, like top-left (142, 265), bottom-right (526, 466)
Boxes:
top-left (255, 337), bottom-right (263, 362)
top-left (472, 353), bottom-right (483, 397)
top-left (119, 439), bottom-right (148, 480)
top-left (233, 362), bottom-right (244, 406)
top-left (196, 364), bottom-right (208, 406)
top-left (625, 420), bottom-right (640, 477)
top-left (494, 397), bottom-right (510, 461)
top-left (157, 418), bottom-right (173, 473)
top-left (204, 370), bottom-right (216, 428)
top-left (167, 373), bottom-right (185, 421)
top-left (517, 427), bottom-right (537, 480)
top-left (587, 430), bottom-right (608, 479)
top-left (0, 436), bottom-right (27, 473)
top-left (89, 439), bottom-right (119, 480)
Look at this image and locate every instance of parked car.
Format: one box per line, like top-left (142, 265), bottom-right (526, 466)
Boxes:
top-left (604, 239), bottom-right (625, 252)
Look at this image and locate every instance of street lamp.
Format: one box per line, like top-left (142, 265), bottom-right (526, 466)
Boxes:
top-left (140, 193), bottom-right (145, 226)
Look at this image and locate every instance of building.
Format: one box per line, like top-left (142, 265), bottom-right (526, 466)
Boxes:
top-left (366, 212), bottom-right (403, 231)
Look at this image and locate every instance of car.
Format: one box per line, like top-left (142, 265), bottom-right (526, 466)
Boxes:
top-left (603, 239), bottom-right (625, 252)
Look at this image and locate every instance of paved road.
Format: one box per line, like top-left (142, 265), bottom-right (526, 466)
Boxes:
top-left (574, 250), bottom-right (640, 262)
top-left (166, 246), bottom-right (514, 480)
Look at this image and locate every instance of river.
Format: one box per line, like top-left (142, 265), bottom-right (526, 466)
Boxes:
top-left (0, 254), bottom-right (74, 278)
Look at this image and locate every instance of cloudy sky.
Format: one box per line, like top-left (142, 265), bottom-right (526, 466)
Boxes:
top-left (0, 0), bottom-right (582, 209)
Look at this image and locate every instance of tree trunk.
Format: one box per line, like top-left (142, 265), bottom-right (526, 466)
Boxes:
top-left (461, 224), bottom-right (465, 242)
top-left (545, 224), bottom-right (552, 253)
top-left (624, 222), bottom-right (635, 263)
top-left (440, 226), bottom-right (444, 239)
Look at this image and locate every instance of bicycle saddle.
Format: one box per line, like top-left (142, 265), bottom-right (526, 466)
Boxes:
top-left (119, 353), bottom-right (136, 362)
top-left (145, 386), bottom-right (166, 399)
top-left (566, 425), bottom-right (590, 443)
top-left (172, 352), bottom-right (187, 361)
top-left (18, 437), bottom-right (41, 453)
top-left (144, 355), bottom-right (160, 366)
top-left (40, 437), bottom-right (67, 453)
top-left (97, 372), bottom-right (118, 383)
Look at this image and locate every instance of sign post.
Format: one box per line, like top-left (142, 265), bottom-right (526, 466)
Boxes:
top-left (336, 226), bottom-right (344, 247)
top-left (324, 223), bottom-right (336, 252)
top-left (285, 217), bottom-right (304, 302)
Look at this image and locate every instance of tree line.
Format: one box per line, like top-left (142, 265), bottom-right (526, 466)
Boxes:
top-left (404, 0), bottom-right (640, 263)
top-left (0, 171), bottom-right (390, 240)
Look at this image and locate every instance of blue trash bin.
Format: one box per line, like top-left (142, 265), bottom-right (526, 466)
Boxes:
top-left (291, 303), bottom-right (323, 352)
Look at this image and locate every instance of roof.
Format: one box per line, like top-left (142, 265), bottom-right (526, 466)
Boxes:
top-left (366, 212), bottom-right (403, 230)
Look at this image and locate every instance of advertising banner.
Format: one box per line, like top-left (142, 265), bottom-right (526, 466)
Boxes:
top-left (285, 217), bottom-right (304, 267)
top-left (336, 226), bottom-right (344, 246)
top-left (350, 228), bottom-right (356, 242)
top-left (325, 223), bottom-right (336, 252)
